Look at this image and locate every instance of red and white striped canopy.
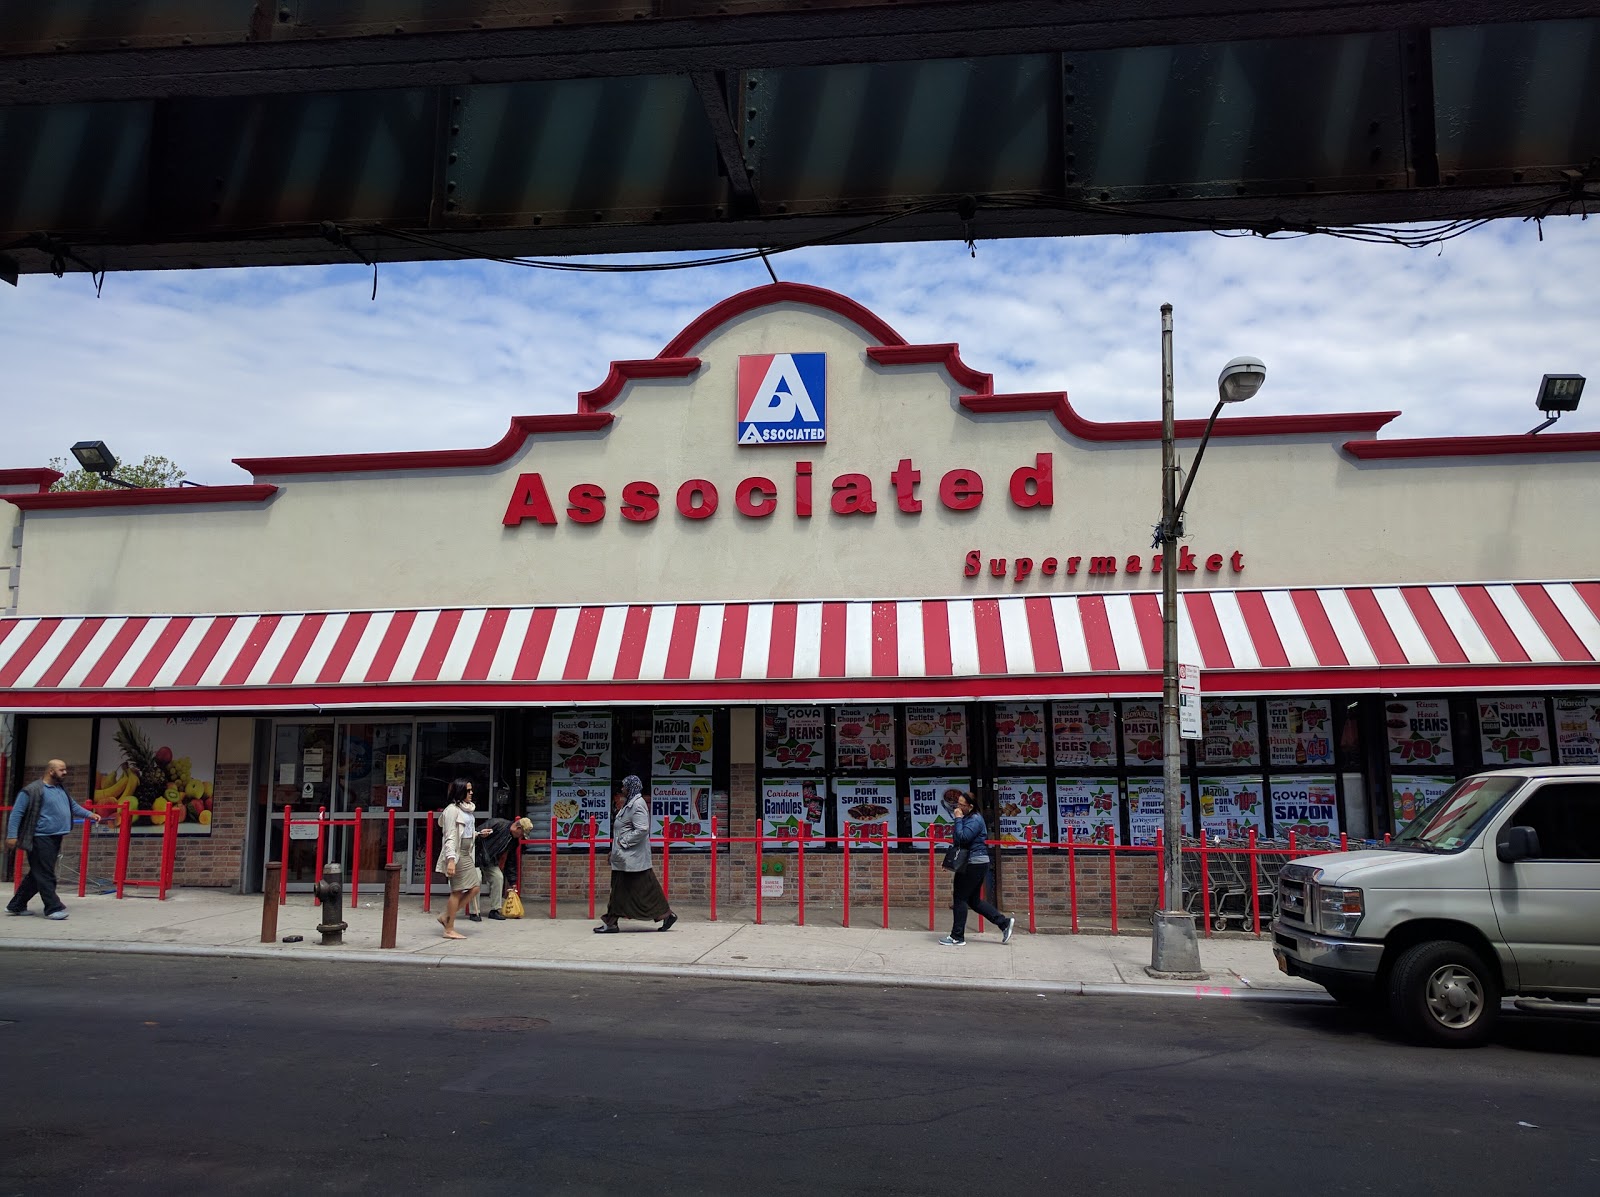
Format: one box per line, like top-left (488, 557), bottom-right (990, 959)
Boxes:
top-left (1, 583), bottom-right (1597, 711)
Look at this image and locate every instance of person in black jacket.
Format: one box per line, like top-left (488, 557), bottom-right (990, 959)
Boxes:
top-left (938, 790), bottom-right (1017, 947)
top-left (469, 816), bottom-right (531, 922)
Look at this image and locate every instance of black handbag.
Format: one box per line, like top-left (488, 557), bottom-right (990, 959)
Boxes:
top-left (941, 843), bottom-right (969, 872)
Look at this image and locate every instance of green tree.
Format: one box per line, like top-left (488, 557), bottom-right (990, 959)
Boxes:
top-left (48, 454), bottom-right (188, 492)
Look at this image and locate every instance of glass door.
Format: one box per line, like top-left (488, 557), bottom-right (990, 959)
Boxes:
top-left (332, 721), bottom-right (415, 893)
top-left (410, 719), bottom-right (494, 894)
top-left (264, 721), bottom-right (335, 892)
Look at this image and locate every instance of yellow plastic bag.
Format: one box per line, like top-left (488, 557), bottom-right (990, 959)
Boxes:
top-left (501, 889), bottom-right (525, 919)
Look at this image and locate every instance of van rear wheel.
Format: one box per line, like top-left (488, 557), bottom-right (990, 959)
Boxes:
top-left (1388, 940), bottom-right (1500, 1047)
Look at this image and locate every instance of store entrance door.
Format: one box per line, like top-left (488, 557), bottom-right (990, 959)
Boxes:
top-left (330, 721), bottom-right (415, 896)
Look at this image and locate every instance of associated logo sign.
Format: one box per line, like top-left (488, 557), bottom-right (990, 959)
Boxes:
top-left (737, 352), bottom-right (826, 445)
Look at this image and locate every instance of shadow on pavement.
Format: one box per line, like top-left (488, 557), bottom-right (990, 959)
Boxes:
top-left (1260, 997), bottom-right (1600, 1056)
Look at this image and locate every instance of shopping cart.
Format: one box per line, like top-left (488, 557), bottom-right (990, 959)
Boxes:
top-left (1201, 837), bottom-right (1278, 933)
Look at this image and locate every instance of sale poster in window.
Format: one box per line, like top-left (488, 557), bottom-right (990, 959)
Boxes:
top-left (994, 704), bottom-right (1047, 768)
top-left (1052, 701), bottom-right (1118, 768)
top-left (1391, 775), bottom-right (1456, 834)
top-left (1554, 695), bottom-right (1600, 764)
top-left (1126, 776), bottom-right (1186, 846)
top-left (1385, 700), bottom-right (1453, 768)
top-left (763, 706), bottom-right (825, 769)
top-left (834, 778), bottom-right (898, 848)
top-left (1476, 697), bottom-right (1551, 766)
top-left (1268, 776), bottom-right (1341, 839)
top-left (649, 779), bottom-right (711, 847)
top-left (995, 776), bottom-right (1048, 845)
top-left (905, 705), bottom-right (968, 769)
top-left (550, 783), bottom-right (610, 845)
top-left (1196, 777), bottom-right (1266, 841)
top-left (909, 777), bottom-right (967, 842)
top-left (1202, 699), bottom-right (1261, 768)
top-left (1054, 778), bottom-right (1119, 845)
top-left (834, 705), bottom-right (896, 770)
top-left (654, 710), bottom-right (714, 778)
top-left (552, 713), bottom-right (612, 784)
top-left (761, 778), bottom-right (825, 843)
top-left (1120, 702), bottom-right (1162, 767)
top-left (1266, 699), bottom-right (1334, 768)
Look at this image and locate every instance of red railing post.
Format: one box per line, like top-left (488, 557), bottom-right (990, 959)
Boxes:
top-left (708, 816), bottom-right (718, 923)
top-left (1200, 835), bottom-right (1212, 937)
top-left (796, 824), bottom-right (806, 927)
top-left (661, 824), bottom-right (672, 903)
top-left (1108, 825), bottom-right (1119, 936)
top-left (926, 833), bottom-right (937, 932)
top-left (114, 801), bottom-right (132, 899)
top-left (1067, 825), bottom-right (1079, 934)
top-left (842, 822), bottom-right (851, 929)
top-left (1025, 824), bottom-right (1036, 934)
top-left (1249, 827), bottom-right (1261, 938)
top-left (350, 807), bottom-right (362, 909)
top-left (1288, 829), bottom-right (1298, 858)
top-left (159, 807), bottom-right (178, 899)
top-left (386, 808), bottom-right (395, 866)
top-left (312, 806), bottom-right (327, 907)
top-left (279, 806), bottom-right (292, 906)
top-left (587, 816), bottom-right (598, 920)
top-left (78, 813), bottom-right (93, 898)
top-left (423, 809), bottom-right (434, 913)
top-left (755, 825), bottom-right (764, 925)
top-left (880, 827), bottom-right (890, 930)
top-left (1339, 831), bottom-right (1348, 852)
top-left (548, 816), bottom-right (558, 920)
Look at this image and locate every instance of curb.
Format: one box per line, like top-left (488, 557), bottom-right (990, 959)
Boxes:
top-left (0, 938), bottom-right (1330, 1003)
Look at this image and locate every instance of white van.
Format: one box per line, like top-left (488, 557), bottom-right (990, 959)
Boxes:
top-left (1272, 766), bottom-right (1600, 1046)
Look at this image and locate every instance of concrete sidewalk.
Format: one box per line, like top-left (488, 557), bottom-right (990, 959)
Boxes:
top-left (0, 887), bottom-right (1327, 1002)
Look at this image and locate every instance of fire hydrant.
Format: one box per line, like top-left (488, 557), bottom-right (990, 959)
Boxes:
top-left (313, 861), bottom-right (348, 946)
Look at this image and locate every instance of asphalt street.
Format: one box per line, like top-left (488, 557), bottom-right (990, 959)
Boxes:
top-left (2, 953), bottom-right (1597, 1196)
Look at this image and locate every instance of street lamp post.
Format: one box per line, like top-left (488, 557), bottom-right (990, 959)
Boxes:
top-left (1147, 304), bottom-right (1265, 978)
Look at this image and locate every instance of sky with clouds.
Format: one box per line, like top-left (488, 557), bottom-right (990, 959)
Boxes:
top-left (3, 213), bottom-right (1597, 486)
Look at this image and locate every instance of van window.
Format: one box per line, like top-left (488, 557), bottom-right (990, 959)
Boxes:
top-left (1507, 783), bottom-right (1600, 860)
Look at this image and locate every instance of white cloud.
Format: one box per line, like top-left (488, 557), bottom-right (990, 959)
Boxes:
top-left (3, 215), bottom-right (1597, 484)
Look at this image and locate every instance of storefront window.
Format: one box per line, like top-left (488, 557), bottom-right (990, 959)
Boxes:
top-left (416, 720), bottom-right (493, 816)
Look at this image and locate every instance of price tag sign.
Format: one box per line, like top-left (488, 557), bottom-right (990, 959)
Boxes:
top-left (1178, 662), bottom-right (1201, 741)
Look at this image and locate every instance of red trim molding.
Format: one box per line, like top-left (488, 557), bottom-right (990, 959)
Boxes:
top-left (1344, 431), bottom-right (1600, 459)
top-left (0, 469), bottom-right (62, 493)
top-left (234, 413), bottom-right (614, 477)
top-left (6, 485), bottom-right (279, 511)
top-left (578, 358), bottom-right (701, 410)
top-left (957, 392), bottom-right (1400, 441)
top-left (661, 282), bottom-right (909, 356)
top-left (866, 344), bottom-right (993, 395)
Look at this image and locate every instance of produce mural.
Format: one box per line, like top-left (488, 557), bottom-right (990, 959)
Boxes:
top-left (94, 716), bottom-right (218, 836)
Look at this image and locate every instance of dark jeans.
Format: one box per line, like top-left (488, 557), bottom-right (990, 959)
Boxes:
top-left (950, 862), bottom-right (1006, 940)
top-left (8, 834), bottom-right (64, 914)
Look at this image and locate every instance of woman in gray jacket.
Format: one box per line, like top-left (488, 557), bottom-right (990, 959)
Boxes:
top-left (595, 775), bottom-right (677, 933)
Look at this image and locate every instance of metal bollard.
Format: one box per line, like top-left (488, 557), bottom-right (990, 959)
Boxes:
top-left (312, 860), bottom-right (348, 946)
top-left (261, 863), bottom-right (281, 944)
top-left (380, 862), bottom-right (401, 949)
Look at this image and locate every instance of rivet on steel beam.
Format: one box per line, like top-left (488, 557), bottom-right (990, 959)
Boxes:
top-left (652, 210), bottom-right (662, 220)
top-left (446, 200), bottom-right (457, 210)
top-left (448, 153), bottom-right (457, 164)
top-left (594, 210), bottom-right (604, 220)
top-left (453, 96), bottom-right (462, 106)
top-left (394, 25), bottom-right (404, 34)
top-left (279, 8), bottom-right (291, 21)
top-left (747, 137), bottom-right (755, 147)
top-left (1512, 170), bottom-right (1524, 182)
top-left (748, 110), bottom-right (756, 119)
top-left (54, 42), bottom-right (66, 51)
top-left (1067, 171), bottom-right (1077, 183)
top-left (748, 79), bottom-right (758, 90)
top-left (119, 38), bottom-right (129, 47)
top-left (1235, 184), bottom-right (1246, 194)
top-left (446, 181), bottom-right (457, 192)
top-left (1369, 120), bottom-right (1380, 135)
top-left (1065, 92), bottom-right (1075, 103)
top-left (1064, 61), bottom-right (1075, 73)
top-left (1099, 192), bottom-right (1110, 201)
top-left (450, 125), bottom-right (460, 134)
top-left (1065, 122), bottom-right (1074, 134)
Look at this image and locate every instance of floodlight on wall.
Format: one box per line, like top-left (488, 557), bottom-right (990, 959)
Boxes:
top-left (1529, 374), bottom-right (1585, 434)
top-left (69, 439), bottom-right (138, 487)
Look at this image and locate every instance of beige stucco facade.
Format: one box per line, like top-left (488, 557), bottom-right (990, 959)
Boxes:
top-left (10, 292), bottom-right (1600, 618)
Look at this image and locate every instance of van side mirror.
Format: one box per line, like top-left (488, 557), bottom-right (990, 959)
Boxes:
top-left (1496, 825), bottom-right (1541, 863)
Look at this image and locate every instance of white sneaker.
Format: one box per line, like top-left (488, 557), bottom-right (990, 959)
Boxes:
top-left (46, 910), bottom-right (68, 921)
top-left (1002, 916), bottom-right (1016, 945)
top-left (937, 935), bottom-right (965, 946)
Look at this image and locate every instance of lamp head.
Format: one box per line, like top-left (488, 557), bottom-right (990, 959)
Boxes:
top-left (1217, 357), bottom-right (1266, 404)
top-left (70, 440), bottom-right (118, 474)
top-left (1536, 374), bottom-right (1584, 414)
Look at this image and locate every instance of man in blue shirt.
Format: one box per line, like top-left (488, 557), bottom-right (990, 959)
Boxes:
top-left (6, 759), bottom-right (104, 920)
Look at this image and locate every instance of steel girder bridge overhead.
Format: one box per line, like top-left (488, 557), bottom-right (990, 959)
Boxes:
top-left (2, 1), bottom-right (1600, 281)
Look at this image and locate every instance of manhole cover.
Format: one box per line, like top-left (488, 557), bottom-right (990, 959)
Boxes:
top-left (454, 1016), bottom-right (550, 1032)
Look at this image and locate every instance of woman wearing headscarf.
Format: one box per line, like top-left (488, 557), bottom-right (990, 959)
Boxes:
top-left (938, 790), bottom-right (1017, 947)
top-left (595, 775), bottom-right (677, 933)
top-left (435, 778), bottom-right (482, 940)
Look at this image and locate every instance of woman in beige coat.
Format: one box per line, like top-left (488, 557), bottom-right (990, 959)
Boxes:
top-left (435, 778), bottom-right (482, 939)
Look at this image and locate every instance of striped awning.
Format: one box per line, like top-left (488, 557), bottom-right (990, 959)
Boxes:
top-left (1, 583), bottom-right (1597, 711)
